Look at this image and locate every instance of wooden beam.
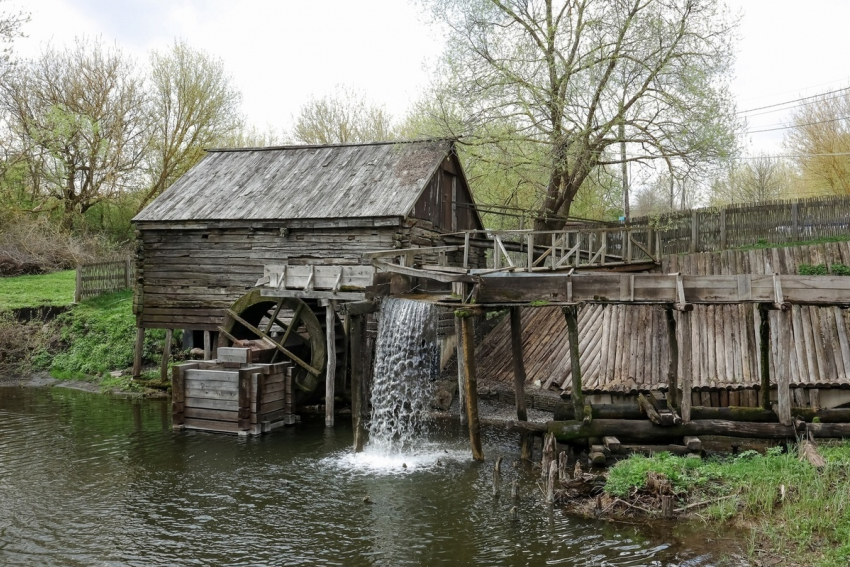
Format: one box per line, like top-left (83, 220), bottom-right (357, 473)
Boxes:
top-left (460, 313), bottom-right (484, 461)
top-left (260, 289), bottom-right (365, 301)
top-left (509, 307), bottom-right (528, 421)
top-left (226, 309), bottom-right (320, 376)
top-left (350, 314), bottom-right (366, 451)
top-left (372, 259), bottom-right (479, 283)
top-left (133, 327), bottom-right (145, 379)
top-left (680, 310), bottom-right (692, 423)
top-left (562, 305), bottom-right (584, 419)
top-left (361, 245), bottom-right (461, 259)
top-left (325, 302), bottom-right (336, 428)
top-left (203, 330), bottom-right (211, 361)
top-left (776, 310), bottom-right (793, 426)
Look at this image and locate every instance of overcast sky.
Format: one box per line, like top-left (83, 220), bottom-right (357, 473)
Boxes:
top-left (7, 0), bottom-right (850, 156)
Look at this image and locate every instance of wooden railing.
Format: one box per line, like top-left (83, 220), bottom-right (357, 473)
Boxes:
top-left (74, 257), bottom-right (134, 302)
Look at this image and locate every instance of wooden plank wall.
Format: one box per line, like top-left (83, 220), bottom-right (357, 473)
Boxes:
top-left (475, 242), bottom-right (850, 405)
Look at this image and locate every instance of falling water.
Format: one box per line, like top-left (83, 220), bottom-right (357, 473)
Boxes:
top-left (367, 297), bottom-right (440, 455)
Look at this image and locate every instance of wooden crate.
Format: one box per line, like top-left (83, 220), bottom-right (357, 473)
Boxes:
top-left (172, 360), bottom-right (296, 435)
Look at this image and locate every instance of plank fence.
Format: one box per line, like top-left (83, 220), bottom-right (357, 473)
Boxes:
top-left (631, 195), bottom-right (850, 255)
top-left (74, 257), bottom-right (135, 302)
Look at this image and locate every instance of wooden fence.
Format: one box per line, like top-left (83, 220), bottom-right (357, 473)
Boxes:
top-left (75, 258), bottom-right (135, 302)
top-left (630, 195), bottom-right (850, 255)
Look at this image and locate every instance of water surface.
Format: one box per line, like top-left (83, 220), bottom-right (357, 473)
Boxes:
top-left (0, 387), bottom-right (744, 566)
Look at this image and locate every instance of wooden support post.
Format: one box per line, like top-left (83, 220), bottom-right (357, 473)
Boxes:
top-left (758, 304), bottom-right (772, 411)
top-left (160, 328), bottom-right (173, 383)
top-left (546, 460), bottom-right (557, 503)
top-left (171, 364), bottom-right (185, 429)
top-left (509, 307), bottom-right (528, 421)
top-left (665, 307), bottom-right (679, 409)
top-left (680, 310), bottom-right (692, 423)
top-left (562, 306), bottom-right (584, 419)
top-left (325, 302), bottom-right (337, 428)
top-left (493, 456), bottom-right (502, 496)
top-left (132, 327), bottom-right (145, 379)
top-left (776, 311), bottom-right (792, 426)
top-left (460, 313), bottom-right (484, 461)
top-left (520, 433), bottom-right (532, 462)
top-left (74, 265), bottom-right (82, 303)
top-left (351, 314), bottom-right (367, 452)
top-left (203, 330), bottom-right (211, 361)
top-left (455, 317), bottom-right (467, 425)
top-left (558, 451), bottom-right (568, 482)
top-left (237, 368), bottom-right (252, 433)
top-left (463, 232), bottom-right (470, 268)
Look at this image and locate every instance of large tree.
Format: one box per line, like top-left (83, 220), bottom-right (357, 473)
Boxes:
top-left (0, 38), bottom-right (148, 219)
top-left (418, 0), bottom-right (738, 228)
top-left (137, 40), bottom-right (243, 211)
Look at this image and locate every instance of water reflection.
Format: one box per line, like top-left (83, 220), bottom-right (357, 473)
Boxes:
top-left (0, 387), bottom-right (746, 566)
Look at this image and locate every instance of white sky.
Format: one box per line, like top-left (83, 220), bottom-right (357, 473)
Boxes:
top-left (6, 0), bottom-right (850, 156)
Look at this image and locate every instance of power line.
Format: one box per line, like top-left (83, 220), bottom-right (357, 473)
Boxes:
top-left (748, 114), bottom-right (850, 134)
top-left (736, 76), bottom-right (850, 104)
top-left (738, 86), bottom-right (850, 115)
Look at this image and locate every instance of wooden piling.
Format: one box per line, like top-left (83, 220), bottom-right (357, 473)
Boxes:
top-left (680, 310), bottom-right (692, 423)
top-left (132, 327), bottom-right (145, 379)
top-left (460, 313), bottom-right (484, 461)
top-left (562, 306), bottom-right (584, 419)
top-left (758, 304), bottom-right (772, 411)
top-left (325, 302), bottom-right (337, 428)
top-left (664, 307), bottom-right (679, 409)
top-left (546, 460), bottom-right (558, 503)
top-left (776, 311), bottom-right (792, 426)
top-left (509, 307), bottom-right (528, 421)
top-left (171, 364), bottom-right (185, 428)
top-left (558, 451), bottom-right (567, 482)
top-left (454, 317), bottom-right (467, 425)
top-left (160, 328), bottom-right (173, 383)
top-left (203, 330), bottom-right (211, 360)
top-left (493, 456), bottom-right (502, 496)
top-left (350, 314), bottom-right (367, 451)
top-left (511, 479), bottom-right (519, 502)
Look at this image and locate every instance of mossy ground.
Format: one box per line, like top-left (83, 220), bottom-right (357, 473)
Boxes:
top-left (600, 443), bottom-right (850, 567)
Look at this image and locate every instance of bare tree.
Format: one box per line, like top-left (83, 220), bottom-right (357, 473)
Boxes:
top-left (0, 0), bottom-right (27, 76)
top-left (418, 0), bottom-right (739, 228)
top-left (710, 155), bottom-right (793, 206)
top-left (137, 40), bottom-right (243, 211)
top-left (0, 38), bottom-right (148, 220)
top-left (292, 86), bottom-right (395, 144)
top-left (784, 90), bottom-right (850, 195)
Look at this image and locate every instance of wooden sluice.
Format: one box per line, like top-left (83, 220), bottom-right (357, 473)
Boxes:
top-left (364, 241), bottom-right (850, 459)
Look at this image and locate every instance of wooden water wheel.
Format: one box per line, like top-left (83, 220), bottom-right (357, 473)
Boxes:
top-left (217, 289), bottom-right (341, 400)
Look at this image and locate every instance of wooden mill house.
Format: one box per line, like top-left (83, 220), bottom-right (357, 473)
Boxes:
top-left (131, 139), bottom-right (485, 430)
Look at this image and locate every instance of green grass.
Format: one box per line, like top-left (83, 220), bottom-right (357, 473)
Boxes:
top-left (606, 444), bottom-right (850, 566)
top-left (736, 235), bottom-right (850, 252)
top-left (0, 269), bottom-right (76, 309)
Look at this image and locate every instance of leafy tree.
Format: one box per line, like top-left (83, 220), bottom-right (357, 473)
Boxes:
top-left (292, 86), bottom-right (395, 144)
top-left (0, 38), bottom-right (148, 222)
top-left (784, 89), bottom-right (850, 196)
top-left (417, 0), bottom-right (739, 229)
top-left (137, 40), bottom-right (243, 211)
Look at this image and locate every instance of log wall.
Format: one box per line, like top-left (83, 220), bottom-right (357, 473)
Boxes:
top-left (135, 219), bottom-right (487, 330)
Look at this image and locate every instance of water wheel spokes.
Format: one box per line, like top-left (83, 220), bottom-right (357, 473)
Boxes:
top-left (225, 308), bottom-right (320, 376)
top-left (218, 290), bottom-right (326, 397)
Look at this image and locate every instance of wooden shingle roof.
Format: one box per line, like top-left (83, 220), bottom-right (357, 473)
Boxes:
top-left (134, 140), bottom-right (452, 222)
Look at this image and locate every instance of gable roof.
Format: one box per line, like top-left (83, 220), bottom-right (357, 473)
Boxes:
top-left (133, 140), bottom-right (453, 223)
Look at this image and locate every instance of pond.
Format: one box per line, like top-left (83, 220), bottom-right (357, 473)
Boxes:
top-left (0, 387), bottom-right (745, 566)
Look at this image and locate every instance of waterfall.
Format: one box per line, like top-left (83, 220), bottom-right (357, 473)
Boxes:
top-left (366, 298), bottom-right (439, 454)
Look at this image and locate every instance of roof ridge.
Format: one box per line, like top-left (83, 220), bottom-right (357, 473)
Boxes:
top-left (205, 138), bottom-right (454, 153)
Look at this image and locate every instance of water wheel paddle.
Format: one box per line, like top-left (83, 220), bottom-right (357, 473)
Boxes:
top-left (218, 289), bottom-right (326, 398)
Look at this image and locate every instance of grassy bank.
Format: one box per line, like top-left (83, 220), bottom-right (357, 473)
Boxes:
top-left (0, 271), bottom-right (173, 389)
top-left (600, 444), bottom-right (850, 566)
top-left (0, 269), bottom-right (76, 309)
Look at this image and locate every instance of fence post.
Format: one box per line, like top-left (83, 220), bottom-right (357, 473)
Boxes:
top-left (792, 202), bottom-right (799, 241)
top-left (689, 211), bottom-right (699, 253)
top-left (124, 257), bottom-right (132, 289)
top-left (74, 265), bottom-right (82, 304)
top-left (720, 209), bottom-right (727, 250)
